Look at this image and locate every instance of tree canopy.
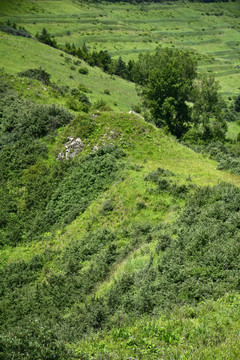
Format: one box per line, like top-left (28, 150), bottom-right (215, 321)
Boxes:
top-left (136, 47), bottom-right (226, 141)
top-left (138, 47), bottom-right (197, 138)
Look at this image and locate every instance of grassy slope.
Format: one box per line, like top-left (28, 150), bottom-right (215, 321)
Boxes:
top-left (0, 1), bottom-right (240, 358)
top-left (0, 33), bottom-right (139, 111)
top-left (77, 293), bottom-right (240, 359)
top-left (1, 109), bottom-right (240, 263)
top-left (0, 0), bottom-right (239, 99)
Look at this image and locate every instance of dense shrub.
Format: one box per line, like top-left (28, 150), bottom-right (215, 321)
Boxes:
top-left (2, 181), bottom-right (239, 358)
top-left (0, 21), bottom-right (31, 38)
top-left (78, 67), bottom-right (89, 75)
top-left (0, 84), bottom-right (73, 151)
top-left (0, 80), bottom-right (74, 245)
top-left (189, 142), bottom-right (240, 175)
top-left (0, 319), bottom-right (72, 360)
top-left (104, 183), bottom-right (240, 316)
top-left (68, 90), bottom-right (91, 112)
top-left (145, 167), bottom-right (191, 198)
top-left (45, 145), bottom-right (125, 225)
top-left (234, 93), bottom-right (240, 112)
top-left (18, 67), bottom-right (51, 85)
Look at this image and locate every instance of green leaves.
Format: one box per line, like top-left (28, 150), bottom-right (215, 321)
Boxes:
top-left (46, 145), bottom-right (125, 226)
top-left (139, 47), bottom-right (197, 138)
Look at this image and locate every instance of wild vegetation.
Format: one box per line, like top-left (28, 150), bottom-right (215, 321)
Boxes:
top-left (0, 0), bottom-right (240, 359)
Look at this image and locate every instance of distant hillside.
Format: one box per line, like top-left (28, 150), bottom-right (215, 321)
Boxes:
top-left (0, 0), bottom-right (239, 99)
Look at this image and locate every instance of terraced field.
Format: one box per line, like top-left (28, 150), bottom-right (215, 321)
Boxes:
top-left (0, 0), bottom-right (239, 99)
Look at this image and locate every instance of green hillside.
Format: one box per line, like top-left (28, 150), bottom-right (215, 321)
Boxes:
top-left (0, 1), bottom-right (240, 359)
top-left (0, 0), bottom-right (239, 99)
top-left (0, 33), bottom-right (139, 111)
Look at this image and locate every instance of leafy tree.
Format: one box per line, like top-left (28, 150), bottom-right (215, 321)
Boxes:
top-left (36, 27), bottom-right (57, 48)
top-left (139, 47), bottom-right (197, 138)
top-left (234, 93), bottom-right (240, 112)
top-left (190, 74), bottom-right (227, 141)
top-left (115, 56), bottom-right (127, 79)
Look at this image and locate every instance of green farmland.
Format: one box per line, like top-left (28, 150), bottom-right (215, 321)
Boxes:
top-left (0, 0), bottom-right (240, 98)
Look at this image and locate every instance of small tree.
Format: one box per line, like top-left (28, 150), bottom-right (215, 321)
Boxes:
top-left (191, 74), bottom-right (227, 141)
top-left (36, 27), bottom-right (57, 48)
top-left (115, 56), bottom-right (127, 79)
top-left (234, 94), bottom-right (240, 112)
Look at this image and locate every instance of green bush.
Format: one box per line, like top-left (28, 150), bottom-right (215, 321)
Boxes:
top-left (0, 21), bottom-right (31, 38)
top-left (66, 95), bottom-right (90, 112)
top-left (18, 67), bottom-right (51, 85)
top-left (189, 142), bottom-right (240, 175)
top-left (0, 319), bottom-right (72, 360)
top-left (79, 67), bottom-right (89, 75)
top-left (145, 167), bottom-right (190, 198)
top-left (104, 183), bottom-right (240, 316)
top-left (45, 145), bottom-right (125, 226)
top-left (102, 198), bottom-right (114, 214)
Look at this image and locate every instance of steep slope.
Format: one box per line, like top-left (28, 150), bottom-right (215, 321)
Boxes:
top-left (0, 0), bottom-right (239, 99)
top-left (1, 93), bottom-right (240, 358)
top-left (0, 32), bottom-right (139, 111)
top-left (0, 2), bottom-right (240, 359)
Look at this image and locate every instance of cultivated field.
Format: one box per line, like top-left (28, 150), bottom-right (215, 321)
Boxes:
top-left (1, 0), bottom-right (239, 99)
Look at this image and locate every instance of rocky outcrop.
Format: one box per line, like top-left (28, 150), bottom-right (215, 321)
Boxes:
top-left (57, 137), bottom-right (83, 160)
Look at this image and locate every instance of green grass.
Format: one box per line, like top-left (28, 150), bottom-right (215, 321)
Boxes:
top-left (0, 2), bottom-right (240, 358)
top-left (0, 33), bottom-right (139, 112)
top-left (76, 292), bottom-right (240, 359)
top-left (1, 0), bottom-right (239, 99)
top-left (227, 121), bottom-right (240, 140)
top-left (2, 111), bottom-right (240, 266)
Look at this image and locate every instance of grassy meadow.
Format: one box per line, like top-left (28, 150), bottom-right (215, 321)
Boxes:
top-left (0, 0), bottom-right (239, 99)
top-left (0, 33), bottom-right (139, 111)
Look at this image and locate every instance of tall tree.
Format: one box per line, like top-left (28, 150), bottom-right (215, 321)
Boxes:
top-left (139, 47), bottom-right (197, 138)
top-left (234, 93), bottom-right (240, 113)
top-left (115, 56), bottom-right (127, 79)
top-left (191, 74), bottom-right (227, 141)
top-left (36, 27), bottom-right (57, 48)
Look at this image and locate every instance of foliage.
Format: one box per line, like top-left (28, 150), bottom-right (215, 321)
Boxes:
top-left (77, 293), bottom-right (240, 360)
top-left (189, 74), bottom-right (227, 142)
top-left (78, 67), bottom-right (89, 75)
top-left (0, 2), bottom-right (240, 358)
top-left (0, 21), bottom-right (31, 38)
top-left (0, 80), bottom-right (74, 245)
top-left (36, 27), bottom-right (57, 48)
top-left (18, 67), bottom-right (51, 85)
top-left (138, 47), bottom-right (197, 138)
top-left (145, 167), bottom-right (191, 198)
top-left (98, 183), bottom-right (240, 324)
top-left (45, 145), bottom-right (125, 226)
top-left (190, 142), bottom-right (240, 175)
top-left (0, 80), bottom-right (73, 177)
top-left (0, 320), bottom-right (73, 360)
top-left (234, 94), bottom-right (240, 112)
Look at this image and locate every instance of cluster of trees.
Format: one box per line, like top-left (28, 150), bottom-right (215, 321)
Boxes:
top-left (36, 28), bottom-right (135, 80)
top-left (135, 47), bottom-right (227, 140)
top-left (0, 20), bottom-right (31, 38)
top-left (7, 25), bottom-right (232, 143)
top-left (35, 28), bottom-right (230, 141)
